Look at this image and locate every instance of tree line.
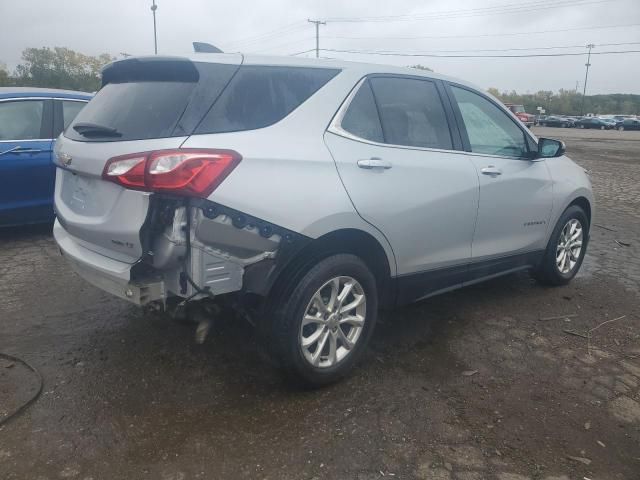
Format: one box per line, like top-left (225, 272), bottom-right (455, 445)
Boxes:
top-left (0, 47), bottom-right (116, 92)
top-left (487, 88), bottom-right (639, 116)
top-left (1, 48), bottom-right (638, 116)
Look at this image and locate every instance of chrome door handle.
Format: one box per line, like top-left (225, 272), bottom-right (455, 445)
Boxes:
top-left (0, 146), bottom-right (20, 156)
top-left (481, 165), bottom-right (502, 176)
top-left (14, 147), bottom-right (44, 154)
top-left (0, 146), bottom-right (43, 156)
top-left (357, 158), bottom-right (392, 169)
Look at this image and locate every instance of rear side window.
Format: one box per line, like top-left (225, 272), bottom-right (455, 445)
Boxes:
top-left (451, 85), bottom-right (528, 158)
top-left (195, 66), bottom-right (339, 134)
top-left (369, 77), bottom-right (453, 150)
top-left (62, 100), bottom-right (86, 129)
top-left (65, 60), bottom-right (238, 142)
top-left (0, 100), bottom-right (45, 141)
top-left (341, 80), bottom-right (384, 143)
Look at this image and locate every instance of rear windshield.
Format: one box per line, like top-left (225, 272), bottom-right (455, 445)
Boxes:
top-left (65, 60), bottom-right (238, 142)
top-left (195, 66), bottom-right (339, 134)
top-left (65, 60), bottom-right (339, 142)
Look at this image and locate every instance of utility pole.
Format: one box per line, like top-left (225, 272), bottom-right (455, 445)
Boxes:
top-left (151, 0), bottom-right (158, 54)
top-left (308, 19), bottom-right (326, 58)
top-left (580, 44), bottom-right (595, 115)
top-left (575, 81), bottom-right (580, 93)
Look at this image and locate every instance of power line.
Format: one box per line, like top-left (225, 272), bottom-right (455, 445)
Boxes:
top-left (289, 49), bottom-right (316, 57)
top-left (251, 37), bottom-right (316, 54)
top-left (324, 22), bottom-right (640, 41)
top-left (322, 42), bottom-right (640, 56)
top-left (325, 0), bottom-right (618, 23)
top-left (317, 48), bottom-right (640, 58)
top-left (222, 21), bottom-right (307, 49)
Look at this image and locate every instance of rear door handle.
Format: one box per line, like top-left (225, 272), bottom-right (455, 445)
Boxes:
top-left (357, 158), bottom-right (392, 170)
top-left (0, 146), bottom-right (44, 156)
top-left (14, 147), bottom-right (44, 154)
top-left (481, 165), bottom-right (502, 176)
top-left (0, 146), bottom-right (20, 157)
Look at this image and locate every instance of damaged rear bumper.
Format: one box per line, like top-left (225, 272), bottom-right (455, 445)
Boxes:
top-left (54, 199), bottom-right (309, 306)
top-left (54, 219), bottom-right (165, 305)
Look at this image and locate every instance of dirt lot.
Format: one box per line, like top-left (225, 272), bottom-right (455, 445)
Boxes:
top-left (1, 127), bottom-right (639, 480)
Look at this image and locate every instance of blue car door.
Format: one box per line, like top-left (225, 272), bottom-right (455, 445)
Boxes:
top-left (0, 98), bottom-right (54, 225)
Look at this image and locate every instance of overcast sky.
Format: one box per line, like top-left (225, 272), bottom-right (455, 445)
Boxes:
top-left (2, 0), bottom-right (639, 94)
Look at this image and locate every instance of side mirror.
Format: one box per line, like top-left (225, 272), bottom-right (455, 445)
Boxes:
top-left (537, 138), bottom-right (565, 158)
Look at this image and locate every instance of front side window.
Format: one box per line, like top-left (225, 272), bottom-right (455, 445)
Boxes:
top-left (0, 100), bottom-right (45, 141)
top-left (451, 86), bottom-right (528, 158)
top-left (369, 77), bottom-right (453, 150)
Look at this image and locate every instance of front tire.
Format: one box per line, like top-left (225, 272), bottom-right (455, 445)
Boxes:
top-left (268, 254), bottom-right (378, 387)
top-left (533, 205), bottom-right (589, 286)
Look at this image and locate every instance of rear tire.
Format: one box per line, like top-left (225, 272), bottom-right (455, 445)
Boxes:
top-left (533, 205), bottom-right (589, 286)
top-left (266, 254), bottom-right (378, 387)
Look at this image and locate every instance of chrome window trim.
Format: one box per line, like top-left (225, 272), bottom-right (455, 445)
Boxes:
top-left (327, 77), bottom-right (461, 156)
top-left (0, 139), bottom-right (52, 143)
top-left (0, 97), bottom-right (89, 103)
top-left (327, 76), bottom-right (529, 161)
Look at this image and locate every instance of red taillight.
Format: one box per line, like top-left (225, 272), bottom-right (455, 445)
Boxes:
top-left (102, 149), bottom-right (241, 197)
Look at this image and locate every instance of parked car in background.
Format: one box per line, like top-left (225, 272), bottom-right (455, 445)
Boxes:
top-left (539, 115), bottom-right (575, 128)
top-left (615, 118), bottom-right (640, 130)
top-left (0, 88), bottom-right (91, 226)
top-left (535, 114), bottom-right (547, 125)
top-left (52, 54), bottom-right (593, 386)
top-left (574, 117), bottom-right (614, 130)
top-left (600, 118), bottom-right (617, 128)
top-left (504, 103), bottom-right (535, 127)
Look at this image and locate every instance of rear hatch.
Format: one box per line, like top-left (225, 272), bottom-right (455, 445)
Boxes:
top-left (54, 55), bottom-right (242, 263)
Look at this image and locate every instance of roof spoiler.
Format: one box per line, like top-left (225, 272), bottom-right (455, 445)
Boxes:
top-left (193, 42), bottom-right (223, 53)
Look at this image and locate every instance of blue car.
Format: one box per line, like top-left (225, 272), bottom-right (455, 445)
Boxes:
top-left (0, 87), bottom-right (92, 226)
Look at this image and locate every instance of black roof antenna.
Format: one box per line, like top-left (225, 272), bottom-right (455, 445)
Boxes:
top-left (193, 42), bottom-right (223, 53)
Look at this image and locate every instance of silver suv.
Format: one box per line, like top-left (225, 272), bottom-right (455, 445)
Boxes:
top-left (53, 54), bottom-right (593, 386)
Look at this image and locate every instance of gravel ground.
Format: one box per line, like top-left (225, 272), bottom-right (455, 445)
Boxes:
top-left (1, 127), bottom-right (639, 480)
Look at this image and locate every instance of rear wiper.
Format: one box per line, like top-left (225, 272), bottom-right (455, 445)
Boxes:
top-left (73, 122), bottom-right (122, 137)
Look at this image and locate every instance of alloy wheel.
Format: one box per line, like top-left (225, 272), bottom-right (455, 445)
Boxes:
top-left (556, 219), bottom-right (583, 274)
top-left (299, 276), bottom-right (366, 368)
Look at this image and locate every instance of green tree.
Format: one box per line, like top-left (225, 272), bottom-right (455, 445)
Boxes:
top-left (487, 87), bottom-right (639, 116)
top-left (0, 63), bottom-right (11, 86)
top-left (13, 47), bottom-right (115, 91)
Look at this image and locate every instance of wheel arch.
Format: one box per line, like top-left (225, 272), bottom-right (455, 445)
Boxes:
top-left (568, 196), bottom-right (592, 225)
top-left (245, 227), bottom-right (396, 309)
